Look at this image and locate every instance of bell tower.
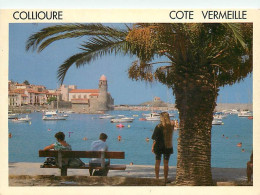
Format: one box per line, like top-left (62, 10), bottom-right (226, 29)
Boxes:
top-left (97, 75), bottom-right (108, 111)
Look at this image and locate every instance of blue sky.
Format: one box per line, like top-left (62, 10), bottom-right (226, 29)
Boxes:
top-left (9, 23), bottom-right (253, 105)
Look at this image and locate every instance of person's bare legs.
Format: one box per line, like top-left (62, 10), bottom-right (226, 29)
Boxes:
top-left (164, 159), bottom-right (169, 183)
top-left (155, 160), bottom-right (161, 179)
top-left (247, 161), bottom-right (253, 182)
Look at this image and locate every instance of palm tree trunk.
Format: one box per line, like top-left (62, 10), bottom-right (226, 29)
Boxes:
top-left (174, 78), bottom-right (218, 185)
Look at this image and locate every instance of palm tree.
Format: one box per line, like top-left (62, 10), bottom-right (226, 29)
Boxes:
top-left (26, 23), bottom-right (252, 185)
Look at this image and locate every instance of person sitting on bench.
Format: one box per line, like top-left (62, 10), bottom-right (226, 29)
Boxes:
top-left (89, 133), bottom-right (110, 176)
top-left (247, 152), bottom-right (253, 182)
top-left (43, 132), bottom-right (72, 166)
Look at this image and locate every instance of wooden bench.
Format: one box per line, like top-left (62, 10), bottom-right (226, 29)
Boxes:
top-left (39, 150), bottom-right (126, 176)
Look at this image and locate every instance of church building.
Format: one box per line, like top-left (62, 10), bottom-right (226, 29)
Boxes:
top-left (68, 75), bottom-right (114, 112)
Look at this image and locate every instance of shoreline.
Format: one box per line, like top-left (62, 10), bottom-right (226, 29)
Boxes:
top-left (8, 162), bottom-right (251, 186)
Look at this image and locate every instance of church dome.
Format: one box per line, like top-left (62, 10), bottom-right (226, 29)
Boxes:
top-left (99, 75), bottom-right (107, 81)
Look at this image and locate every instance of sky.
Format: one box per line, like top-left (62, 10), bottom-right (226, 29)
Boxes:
top-left (9, 23), bottom-right (253, 105)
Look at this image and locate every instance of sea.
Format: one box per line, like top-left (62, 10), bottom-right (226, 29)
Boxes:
top-left (8, 110), bottom-right (253, 168)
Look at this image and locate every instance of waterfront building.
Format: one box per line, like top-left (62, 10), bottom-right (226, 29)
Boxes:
top-left (8, 81), bottom-right (59, 106)
top-left (68, 75), bottom-right (114, 112)
top-left (59, 84), bottom-right (77, 101)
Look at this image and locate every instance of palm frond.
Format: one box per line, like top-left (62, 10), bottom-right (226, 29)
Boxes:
top-left (57, 52), bottom-right (88, 84)
top-left (57, 35), bottom-right (131, 84)
top-left (26, 23), bottom-right (128, 52)
top-left (223, 23), bottom-right (247, 49)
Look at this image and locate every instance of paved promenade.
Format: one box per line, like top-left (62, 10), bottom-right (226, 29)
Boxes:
top-left (9, 162), bottom-right (248, 183)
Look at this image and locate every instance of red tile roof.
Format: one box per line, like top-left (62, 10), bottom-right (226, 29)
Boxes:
top-left (11, 89), bottom-right (25, 94)
top-left (70, 89), bottom-right (99, 93)
top-left (27, 90), bottom-right (46, 94)
top-left (90, 93), bottom-right (99, 96)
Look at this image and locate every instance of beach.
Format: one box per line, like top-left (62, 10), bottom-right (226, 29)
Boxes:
top-left (9, 162), bottom-right (251, 186)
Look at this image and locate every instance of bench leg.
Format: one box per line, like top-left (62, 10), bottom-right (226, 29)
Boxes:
top-left (61, 167), bottom-right (67, 176)
top-left (103, 167), bottom-right (109, 176)
top-left (89, 168), bottom-right (93, 176)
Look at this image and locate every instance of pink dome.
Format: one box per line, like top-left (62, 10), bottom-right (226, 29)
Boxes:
top-left (99, 75), bottom-right (107, 81)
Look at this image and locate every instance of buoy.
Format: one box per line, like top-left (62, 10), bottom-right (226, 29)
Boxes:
top-left (116, 124), bottom-right (125, 128)
top-left (83, 137), bottom-right (87, 141)
top-left (128, 125), bottom-right (131, 128)
top-left (118, 135), bottom-right (122, 141)
top-left (29, 121), bottom-right (32, 125)
top-left (48, 128), bottom-right (51, 131)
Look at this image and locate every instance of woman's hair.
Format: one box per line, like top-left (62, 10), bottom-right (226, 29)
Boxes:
top-left (55, 132), bottom-right (65, 141)
top-left (160, 112), bottom-right (173, 148)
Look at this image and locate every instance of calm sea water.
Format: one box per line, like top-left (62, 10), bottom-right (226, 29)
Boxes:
top-left (8, 110), bottom-right (253, 168)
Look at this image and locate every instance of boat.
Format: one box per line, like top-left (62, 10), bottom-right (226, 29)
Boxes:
top-left (142, 112), bottom-right (160, 117)
top-left (111, 117), bottom-right (134, 123)
top-left (145, 113), bottom-right (161, 121)
top-left (99, 114), bottom-right (115, 119)
top-left (42, 111), bottom-right (67, 120)
top-left (238, 110), bottom-right (253, 117)
top-left (12, 115), bottom-right (31, 123)
top-left (212, 119), bottom-right (223, 125)
top-left (143, 112), bottom-right (174, 119)
top-left (8, 111), bottom-right (19, 119)
top-left (168, 113), bottom-right (175, 118)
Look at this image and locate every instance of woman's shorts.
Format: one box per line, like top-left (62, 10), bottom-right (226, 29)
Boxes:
top-left (155, 153), bottom-right (171, 161)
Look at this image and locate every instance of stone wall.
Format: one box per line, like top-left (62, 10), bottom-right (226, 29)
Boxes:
top-left (51, 101), bottom-right (72, 109)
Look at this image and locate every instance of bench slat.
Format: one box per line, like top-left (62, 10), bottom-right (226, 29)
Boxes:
top-left (41, 164), bottom-right (126, 170)
top-left (39, 150), bottom-right (124, 159)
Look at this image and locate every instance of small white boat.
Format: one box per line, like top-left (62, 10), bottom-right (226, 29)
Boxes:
top-left (111, 117), bottom-right (134, 123)
top-left (12, 115), bottom-right (31, 123)
top-left (8, 113), bottom-right (19, 119)
top-left (238, 111), bottom-right (253, 117)
top-left (168, 113), bottom-right (175, 118)
top-left (212, 119), bottom-right (223, 125)
top-left (142, 112), bottom-right (160, 117)
top-left (64, 110), bottom-right (74, 114)
top-left (42, 111), bottom-right (67, 120)
top-left (99, 114), bottom-right (115, 119)
top-left (145, 113), bottom-right (161, 121)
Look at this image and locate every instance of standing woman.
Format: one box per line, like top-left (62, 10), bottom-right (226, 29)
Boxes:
top-left (152, 112), bottom-right (174, 183)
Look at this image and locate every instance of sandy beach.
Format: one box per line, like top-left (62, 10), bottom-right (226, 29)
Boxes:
top-left (8, 162), bottom-right (251, 186)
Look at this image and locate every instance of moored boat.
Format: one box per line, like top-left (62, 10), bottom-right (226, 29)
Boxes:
top-left (42, 111), bottom-right (67, 120)
top-left (99, 114), bottom-right (115, 119)
top-left (212, 119), bottom-right (223, 125)
top-left (8, 111), bottom-right (19, 119)
top-left (12, 115), bottom-right (31, 123)
top-left (111, 117), bottom-right (134, 123)
top-left (238, 110), bottom-right (253, 117)
top-left (145, 113), bottom-right (160, 121)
